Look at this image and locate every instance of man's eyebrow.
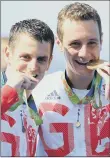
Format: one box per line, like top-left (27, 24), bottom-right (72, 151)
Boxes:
top-left (89, 38), bottom-right (99, 41)
top-left (37, 56), bottom-right (48, 59)
top-left (20, 52), bottom-right (31, 55)
top-left (68, 39), bottom-right (81, 45)
top-left (37, 56), bottom-right (48, 58)
top-left (68, 38), bottom-right (99, 42)
top-left (20, 53), bottom-right (48, 58)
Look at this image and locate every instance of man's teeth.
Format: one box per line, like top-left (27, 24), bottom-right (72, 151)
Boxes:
top-left (79, 61), bottom-right (88, 64)
top-left (76, 60), bottom-right (89, 65)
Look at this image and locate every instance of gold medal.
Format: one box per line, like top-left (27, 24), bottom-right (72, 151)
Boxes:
top-left (76, 121), bottom-right (81, 128)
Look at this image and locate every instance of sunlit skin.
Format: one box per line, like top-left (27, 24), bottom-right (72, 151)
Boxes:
top-left (1, 38), bottom-right (8, 71)
top-left (57, 19), bottom-right (102, 89)
top-left (4, 33), bottom-right (52, 93)
top-left (57, 19), bottom-right (110, 99)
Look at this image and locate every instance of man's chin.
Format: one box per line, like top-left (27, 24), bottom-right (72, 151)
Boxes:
top-left (70, 66), bottom-right (94, 77)
top-left (77, 69), bottom-right (94, 77)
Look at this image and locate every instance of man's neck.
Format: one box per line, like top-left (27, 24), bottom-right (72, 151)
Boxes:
top-left (66, 69), bottom-right (95, 90)
top-left (25, 90), bottom-right (32, 99)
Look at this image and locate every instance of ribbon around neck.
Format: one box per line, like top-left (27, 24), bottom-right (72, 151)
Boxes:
top-left (61, 71), bottom-right (102, 109)
top-left (1, 71), bottom-right (43, 126)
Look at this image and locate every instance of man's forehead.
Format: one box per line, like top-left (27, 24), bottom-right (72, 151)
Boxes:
top-left (62, 19), bottom-right (100, 39)
top-left (63, 19), bottom-right (98, 30)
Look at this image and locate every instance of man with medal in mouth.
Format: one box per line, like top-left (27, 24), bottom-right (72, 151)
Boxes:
top-left (32, 2), bottom-right (110, 157)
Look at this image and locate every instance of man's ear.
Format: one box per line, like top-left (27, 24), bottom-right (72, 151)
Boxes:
top-left (55, 35), bottom-right (64, 52)
top-left (4, 46), bottom-right (12, 65)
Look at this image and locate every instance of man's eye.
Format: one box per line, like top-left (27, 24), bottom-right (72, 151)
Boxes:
top-left (70, 42), bottom-right (81, 48)
top-left (37, 57), bottom-right (47, 63)
top-left (88, 41), bottom-right (97, 46)
top-left (21, 55), bottom-right (31, 60)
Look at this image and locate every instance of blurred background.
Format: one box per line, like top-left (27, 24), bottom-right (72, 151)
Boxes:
top-left (1, 1), bottom-right (109, 73)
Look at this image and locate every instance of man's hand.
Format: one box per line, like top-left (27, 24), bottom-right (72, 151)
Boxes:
top-left (97, 62), bottom-right (110, 100)
top-left (6, 67), bottom-right (39, 92)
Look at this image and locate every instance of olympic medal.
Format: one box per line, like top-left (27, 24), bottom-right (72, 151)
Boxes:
top-left (87, 59), bottom-right (106, 70)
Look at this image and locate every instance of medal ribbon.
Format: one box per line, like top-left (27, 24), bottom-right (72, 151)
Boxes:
top-left (61, 71), bottom-right (102, 109)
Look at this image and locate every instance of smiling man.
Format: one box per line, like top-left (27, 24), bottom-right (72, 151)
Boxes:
top-left (32, 2), bottom-right (110, 156)
top-left (1, 19), bottom-right (54, 156)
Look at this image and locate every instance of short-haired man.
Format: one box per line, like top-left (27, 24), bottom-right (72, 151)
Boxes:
top-left (33, 2), bottom-right (110, 156)
top-left (1, 19), bottom-right (54, 156)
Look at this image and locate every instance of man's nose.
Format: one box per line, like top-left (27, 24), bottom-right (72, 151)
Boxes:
top-left (28, 59), bottom-right (39, 72)
top-left (78, 45), bottom-right (89, 58)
